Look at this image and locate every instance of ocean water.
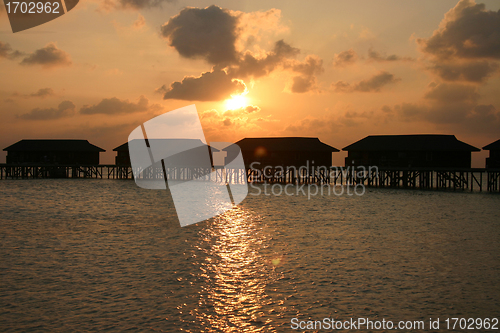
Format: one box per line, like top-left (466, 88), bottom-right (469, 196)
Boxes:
top-left (0, 179), bottom-right (499, 332)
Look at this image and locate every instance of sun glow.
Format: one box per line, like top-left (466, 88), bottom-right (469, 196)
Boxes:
top-left (225, 94), bottom-right (248, 110)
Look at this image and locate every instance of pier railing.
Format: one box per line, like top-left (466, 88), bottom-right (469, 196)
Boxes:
top-left (0, 164), bottom-right (247, 184)
top-left (330, 166), bottom-right (500, 193)
top-left (0, 164), bottom-right (498, 193)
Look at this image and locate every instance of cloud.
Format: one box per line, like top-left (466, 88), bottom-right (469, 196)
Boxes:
top-left (157, 69), bottom-right (247, 101)
top-left (102, 0), bottom-right (173, 10)
top-left (157, 39), bottom-right (317, 100)
top-left (0, 41), bottom-right (24, 60)
top-left (424, 82), bottom-right (479, 104)
top-left (331, 81), bottom-right (351, 93)
top-left (113, 13), bottom-right (147, 32)
top-left (234, 8), bottom-right (290, 50)
top-left (430, 60), bottom-right (498, 83)
top-left (418, 0), bottom-right (500, 60)
top-left (333, 49), bottom-right (358, 67)
top-left (289, 75), bottom-right (317, 93)
top-left (20, 43), bottom-right (71, 68)
top-left (465, 104), bottom-right (500, 134)
top-left (223, 105), bottom-right (261, 116)
top-left (393, 83), bottom-right (493, 126)
top-left (161, 5), bottom-right (240, 65)
top-left (417, 0), bottom-right (500, 83)
top-left (133, 14), bottom-right (146, 29)
top-left (333, 71), bottom-right (401, 92)
top-left (200, 105), bottom-right (262, 131)
top-left (30, 88), bottom-right (55, 98)
top-left (12, 88), bottom-right (55, 99)
top-left (290, 54), bottom-right (324, 77)
top-left (17, 101), bottom-right (75, 120)
top-left (423, 83), bottom-right (479, 124)
top-left (80, 95), bottom-right (161, 115)
top-left (394, 101), bottom-right (500, 136)
top-left (158, 6), bottom-right (324, 100)
top-left (230, 40), bottom-right (300, 78)
top-left (286, 55), bottom-right (324, 93)
top-left (368, 48), bottom-right (413, 62)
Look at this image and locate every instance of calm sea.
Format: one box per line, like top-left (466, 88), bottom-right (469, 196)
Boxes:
top-left (0, 180), bottom-right (499, 332)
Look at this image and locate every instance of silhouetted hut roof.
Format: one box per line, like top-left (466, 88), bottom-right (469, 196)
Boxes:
top-left (113, 139), bottom-right (218, 152)
top-left (483, 139), bottom-right (500, 151)
top-left (235, 137), bottom-right (339, 152)
top-left (114, 142), bottom-right (131, 151)
top-left (3, 139), bottom-right (105, 152)
top-left (342, 135), bottom-right (480, 152)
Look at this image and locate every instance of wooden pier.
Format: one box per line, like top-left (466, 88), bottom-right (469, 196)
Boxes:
top-left (0, 164), bottom-right (247, 184)
top-left (331, 167), bottom-right (500, 193)
top-left (0, 164), bottom-right (498, 193)
top-left (0, 164), bottom-right (131, 180)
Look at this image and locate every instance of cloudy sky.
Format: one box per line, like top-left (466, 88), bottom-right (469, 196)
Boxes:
top-left (1, 0), bottom-right (499, 166)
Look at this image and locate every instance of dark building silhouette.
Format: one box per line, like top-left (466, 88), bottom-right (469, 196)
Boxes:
top-left (483, 139), bottom-right (500, 168)
top-left (114, 142), bottom-right (132, 165)
top-left (235, 137), bottom-right (339, 168)
top-left (343, 134), bottom-right (480, 168)
top-left (113, 139), bottom-right (217, 166)
top-left (3, 139), bottom-right (105, 165)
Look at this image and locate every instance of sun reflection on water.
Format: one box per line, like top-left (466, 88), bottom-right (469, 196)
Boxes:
top-left (188, 207), bottom-right (281, 332)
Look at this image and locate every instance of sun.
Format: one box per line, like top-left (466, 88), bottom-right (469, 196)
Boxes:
top-left (225, 94), bottom-right (248, 110)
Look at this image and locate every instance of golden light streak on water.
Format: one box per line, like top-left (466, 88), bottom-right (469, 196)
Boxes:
top-left (190, 207), bottom-right (278, 332)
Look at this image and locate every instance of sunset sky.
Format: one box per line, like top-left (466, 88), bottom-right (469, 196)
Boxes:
top-left (1, 0), bottom-right (499, 166)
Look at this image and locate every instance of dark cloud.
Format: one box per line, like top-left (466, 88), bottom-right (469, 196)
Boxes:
top-left (290, 76), bottom-right (316, 93)
top-left (18, 101), bottom-right (75, 120)
top-left (290, 55), bottom-right (324, 76)
top-left (158, 69), bottom-right (247, 101)
top-left (395, 101), bottom-right (500, 135)
top-left (30, 88), bottom-right (55, 98)
top-left (20, 43), bottom-right (71, 68)
top-left (118, 0), bottom-right (173, 9)
top-left (393, 103), bottom-right (427, 120)
top-left (230, 40), bottom-right (300, 78)
top-left (354, 72), bottom-right (400, 92)
top-left (101, 0), bottom-right (174, 10)
top-left (395, 83), bottom-right (484, 125)
top-left (287, 55), bottom-right (324, 93)
top-left (417, 0), bottom-right (500, 83)
top-left (12, 88), bottom-right (55, 99)
top-left (158, 6), bottom-right (324, 100)
top-left (0, 41), bottom-right (24, 60)
top-left (331, 81), bottom-right (351, 93)
top-left (333, 49), bottom-right (357, 67)
top-left (160, 5), bottom-right (239, 65)
top-left (368, 48), bottom-right (412, 62)
top-left (333, 71), bottom-right (400, 93)
top-left (158, 39), bottom-right (318, 100)
top-left (430, 61), bottom-right (498, 83)
top-left (424, 82), bottom-right (479, 104)
top-left (465, 104), bottom-right (500, 134)
top-left (418, 0), bottom-right (500, 60)
top-left (223, 105), bottom-right (261, 116)
top-left (80, 96), bottom-right (160, 115)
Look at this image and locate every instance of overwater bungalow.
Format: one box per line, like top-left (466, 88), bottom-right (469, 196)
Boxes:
top-left (3, 139), bottom-right (105, 165)
top-left (483, 139), bottom-right (500, 168)
top-left (342, 134), bottom-right (480, 168)
top-left (113, 139), bottom-right (217, 167)
top-left (235, 137), bottom-right (339, 169)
